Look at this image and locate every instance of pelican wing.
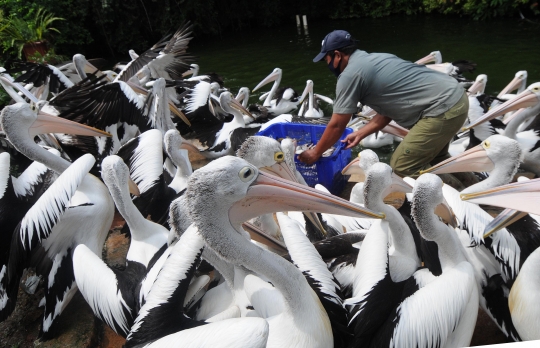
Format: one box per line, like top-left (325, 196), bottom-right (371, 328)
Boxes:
top-left (186, 81), bottom-right (212, 113)
top-left (51, 77), bottom-right (147, 131)
top-left (117, 129), bottom-right (164, 195)
top-left (6, 62), bottom-right (73, 95)
top-left (73, 244), bottom-right (133, 336)
top-left (17, 154), bottom-right (95, 250)
top-left (127, 225), bottom-right (205, 346)
top-left (0, 153), bottom-right (9, 199)
top-left (373, 264), bottom-right (476, 348)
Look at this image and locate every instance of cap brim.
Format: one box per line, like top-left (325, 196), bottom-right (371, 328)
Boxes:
top-left (313, 52), bottom-right (327, 63)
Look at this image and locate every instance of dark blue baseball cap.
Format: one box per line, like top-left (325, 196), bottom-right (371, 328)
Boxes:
top-left (313, 30), bottom-right (355, 62)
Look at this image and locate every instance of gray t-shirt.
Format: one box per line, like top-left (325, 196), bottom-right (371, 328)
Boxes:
top-left (333, 50), bottom-right (465, 128)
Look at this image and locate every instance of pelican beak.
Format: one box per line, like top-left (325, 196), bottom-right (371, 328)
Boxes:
top-left (229, 171), bottom-right (385, 224)
top-left (420, 144), bottom-right (494, 175)
top-left (169, 102), bottom-right (192, 126)
top-left (31, 112), bottom-right (112, 138)
top-left (483, 208), bottom-right (528, 239)
top-left (342, 157), bottom-right (362, 175)
top-left (228, 97), bottom-right (254, 119)
top-left (415, 52), bottom-right (438, 65)
top-left (381, 122), bottom-right (409, 138)
top-left (241, 221), bottom-right (288, 254)
top-left (84, 61), bottom-right (103, 78)
top-left (298, 82), bottom-right (312, 105)
top-left (460, 178), bottom-right (540, 216)
top-left (128, 177), bottom-right (141, 196)
top-left (259, 160), bottom-right (329, 237)
top-left (382, 173), bottom-right (413, 197)
top-left (253, 69), bottom-right (280, 92)
top-left (435, 198), bottom-right (459, 228)
top-left (502, 107), bottom-right (527, 125)
top-left (468, 79), bottom-right (486, 95)
top-left (462, 89), bottom-right (539, 131)
top-left (497, 76), bottom-right (525, 98)
top-left (180, 140), bottom-right (200, 154)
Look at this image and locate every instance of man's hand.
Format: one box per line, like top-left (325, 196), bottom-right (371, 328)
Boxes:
top-left (298, 148), bottom-right (321, 165)
top-left (341, 130), bottom-right (364, 149)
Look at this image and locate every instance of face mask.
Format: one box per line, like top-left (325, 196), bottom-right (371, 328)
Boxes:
top-left (327, 55), bottom-right (342, 77)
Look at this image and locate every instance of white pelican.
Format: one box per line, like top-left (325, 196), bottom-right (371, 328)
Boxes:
top-left (463, 82), bottom-right (540, 176)
top-left (414, 50), bottom-right (443, 65)
top-left (73, 155), bottom-right (168, 337)
top-left (124, 225), bottom-right (269, 348)
top-left (0, 149), bottom-right (57, 319)
top-left (422, 135), bottom-right (537, 341)
top-left (191, 91), bottom-right (257, 159)
top-left (0, 102), bottom-right (114, 339)
top-left (184, 156), bottom-right (384, 347)
top-left (296, 80), bottom-right (333, 118)
top-left (252, 68), bottom-right (302, 116)
top-left (457, 180), bottom-right (540, 342)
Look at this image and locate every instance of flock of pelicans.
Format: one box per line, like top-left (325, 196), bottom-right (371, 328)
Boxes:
top-left (0, 22), bottom-right (540, 347)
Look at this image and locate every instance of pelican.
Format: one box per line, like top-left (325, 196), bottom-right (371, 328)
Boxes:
top-left (421, 135), bottom-right (540, 341)
top-left (462, 82), bottom-right (540, 175)
top-left (297, 80), bottom-right (332, 118)
top-left (458, 181), bottom-right (540, 341)
top-left (252, 68), bottom-right (302, 116)
top-left (184, 156), bottom-right (384, 347)
top-left (0, 149), bottom-right (57, 319)
top-left (73, 155), bottom-right (168, 337)
top-left (0, 102), bottom-right (114, 339)
top-left (190, 91), bottom-right (257, 159)
top-left (414, 50), bottom-right (443, 65)
top-left (124, 225), bottom-right (269, 348)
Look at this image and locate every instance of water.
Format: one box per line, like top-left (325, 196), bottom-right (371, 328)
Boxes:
top-left (190, 15), bottom-right (540, 102)
top-left (189, 15), bottom-right (540, 163)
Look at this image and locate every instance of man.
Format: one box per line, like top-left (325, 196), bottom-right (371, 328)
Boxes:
top-left (298, 30), bottom-right (468, 178)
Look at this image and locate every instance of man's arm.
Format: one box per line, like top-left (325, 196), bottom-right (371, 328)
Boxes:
top-left (298, 113), bottom-right (352, 164)
top-left (341, 113), bottom-right (392, 149)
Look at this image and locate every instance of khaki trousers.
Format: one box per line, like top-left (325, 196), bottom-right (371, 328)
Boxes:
top-left (390, 92), bottom-right (469, 178)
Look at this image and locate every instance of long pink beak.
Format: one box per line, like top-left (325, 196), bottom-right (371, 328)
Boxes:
top-left (462, 89), bottom-right (539, 131)
top-left (482, 208), bottom-right (528, 238)
top-left (31, 112), bottom-right (112, 138)
top-left (497, 76), bottom-right (525, 98)
top-left (253, 69), bottom-right (281, 92)
top-left (461, 178), bottom-right (540, 217)
top-left (229, 171), bottom-right (385, 224)
top-left (420, 144), bottom-right (494, 175)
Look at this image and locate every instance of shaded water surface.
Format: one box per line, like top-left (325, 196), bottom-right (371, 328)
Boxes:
top-left (190, 15), bottom-right (540, 102)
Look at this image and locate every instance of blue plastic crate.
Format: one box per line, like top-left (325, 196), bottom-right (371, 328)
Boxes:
top-left (256, 123), bottom-right (353, 195)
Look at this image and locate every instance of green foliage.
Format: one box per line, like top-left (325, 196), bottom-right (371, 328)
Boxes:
top-left (421, 0), bottom-right (537, 20)
top-left (0, 6), bottom-right (64, 59)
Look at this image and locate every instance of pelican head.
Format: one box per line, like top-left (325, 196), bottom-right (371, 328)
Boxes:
top-left (185, 156), bottom-right (385, 229)
top-left (342, 149), bottom-right (379, 178)
top-left (101, 155), bottom-right (141, 197)
top-left (219, 91), bottom-right (254, 119)
top-left (253, 68), bottom-right (282, 92)
top-left (421, 135), bottom-right (521, 178)
top-left (1, 102), bottom-right (111, 141)
top-left (412, 173), bottom-right (457, 240)
top-left (164, 129), bottom-right (199, 155)
top-left (415, 51), bottom-right (443, 65)
top-left (497, 70), bottom-right (528, 97)
top-left (467, 74), bottom-right (488, 95)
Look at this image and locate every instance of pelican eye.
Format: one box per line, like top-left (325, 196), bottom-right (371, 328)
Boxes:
top-left (483, 140), bottom-right (490, 149)
top-left (239, 166), bottom-right (255, 182)
top-left (274, 152), bottom-right (284, 162)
